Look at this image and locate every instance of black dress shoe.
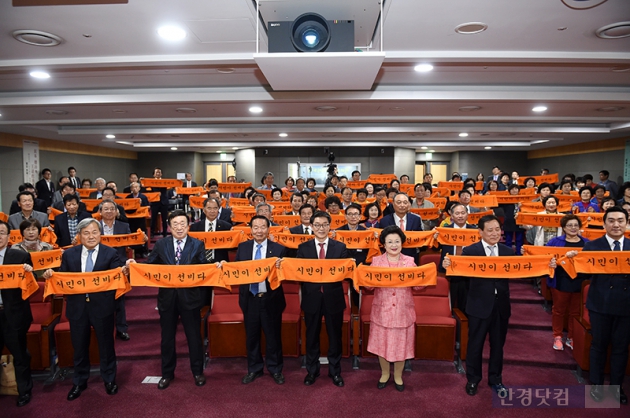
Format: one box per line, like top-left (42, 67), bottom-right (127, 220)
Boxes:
top-left (17, 392), bottom-right (31, 407)
top-left (377, 377), bottom-right (390, 389)
top-left (489, 383), bottom-right (508, 398)
top-left (328, 374), bottom-right (344, 387)
top-left (157, 377), bottom-right (172, 390)
top-left (67, 383), bottom-right (88, 401)
top-left (304, 372), bottom-right (320, 386)
top-left (116, 332), bottom-right (130, 341)
top-left (465, 382), bottom-right (478, 396)
top-left (105, 381), bottom-right (118, 395)
top-left (611, 386), bottom-right (627, 405)
top-left (590, 384), bottom-right (604, 402)
top-left (272, 373), bottom-right (285, 385)
top-left (242, 371), bottom-right (264, 384)
top-left (394, 382), bottom-right (405, 392)
top-left (194, 375), bottom-right (206, 387)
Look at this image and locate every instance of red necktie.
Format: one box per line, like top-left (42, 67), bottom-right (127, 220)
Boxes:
top-left (399, 218), bottom-right (405, 231)
top-left (318, 243), bottom-right (325, 293)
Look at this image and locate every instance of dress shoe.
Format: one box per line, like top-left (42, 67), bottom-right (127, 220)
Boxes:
top-left (590, 384), bottom-right (604, 402)
top-left (272, 373), bottom-right (285, 385)
top-left (104, 381), bottom-right (118, 395)
top-left (394, 382), bottom-right (405, 392)
top-left (116, 331), bottom-right (130, 341)
top-left (304, 372), bottom-right (320, 386)
top-left (67, 383), bottom-right (88, 401)
top-left (17, 392), bottom-right (31, 407)
top-left (611, 386), bottom-right (627, 405)
top-left (465, 382), bottom-right (478, 396)
top-left (157, 377), bottom-right (172, 390)
top-left (194, 375), bottom-right (206, 387)
top-left (377, 377), bottom-right (390, 390)
top-left (328, 373), bottom-right (344, 387)
top-left (489, 383), bottom-right (508, 398)
top-left (242, 371), bottom-right (264, 384)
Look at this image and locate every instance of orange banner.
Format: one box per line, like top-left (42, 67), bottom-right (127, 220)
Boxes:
top-left (517, 173), bottom-right (559, 186)
top-left (431, 188), bottom-right (451, 198)
top-left (470, 195), bottom-right (498, 208)
top-left (126, 206), bottom-right (150, 218)
top-left (9, 229), bottom-right (58, 247)
top-left (270, 201), bottom-right (292, 211)
top-left (576, 213), bottom-right (604, 228)
top-left (0, 265), bottom-right (38, 300)
top-left (175, 187), bottom-right (205, 195)
top-left (559, 251), bottom-right (630, 279)
top-left (475, 181), bottom-right (484, 191)
top-left (330, 214), bottom-right (347, 230)
top-left (77, 188), bottom-right (96, 198)
top-left (353, 264), bottom-right (437, 291)
top-left (274, 215), bottom-right (301, 228)
top-left (49, 207), bottom-right (63, 221)
top-left (229, 198), bottom-right (250, 206)
top-left (366, 174), bottom-right (397, 184)
top-left (467, 210), bottom-right (494, 225)
top-left (402, 231), bottom-right (436, 248)
top-left (232, 226), bottom-right (285, 241)
top-left (128, 262), bottom-right (226, 289)
top-left (333, 230), bottom-right (381, 263)
top-left (426, 197), bottom-right (447, 210)
top-left (81, 199), bottom-right (102, 212)
top-left (435, 227), bottom-right (481, 247)
top-left (217, 182), bottom-right (252, 194)
top-left (409, 208), bottom-right (440, 220)
top-left (188, 230), bottom-right (245, 249)
top-left (100, 229), bottom-right (146, 248)
top-left (496, 195), bottom-right (527, 205)
top-left (141, 178), bottom-right (183, 188)
top-left (221, 258), bottom-right (279, 290)
top-left (115, 198), bottom-right (141, 210)
top-left (516, 213), bottom-right (565, 228)
top-left (277, 257), bottom-right (355, 284)
top-left (399, 184), bottom-right (415, 195)
top-left (347, 181), bottom-right (367, 189)
top-left (519, 201), bottom-right (572, 213)
top-left (437, 181), bottom-right (464, 192)
top-left (272, 233), bottom-right (316, 249)
top-left (553, 193), bottom-right (580, 203)
top-left (231, 208), bottom-right (257, 224)
top-left (444, 255), bottom-right (554, 278)
top-left (30, 249), bottom-right (63, 270)
top-left (144, 192), bottom-right (160, 203)
top-left (523, 245), bottom-right (582, 259)
top-left (188, 196), bottom-right (207, 209)
top-left (44, 268), bottom-right (129, 299)
top-left (0, 212), bottom-right (7, 222)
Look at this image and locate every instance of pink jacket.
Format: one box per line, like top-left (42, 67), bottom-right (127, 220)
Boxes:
top-left (369, 253), bottom-right (417, 328)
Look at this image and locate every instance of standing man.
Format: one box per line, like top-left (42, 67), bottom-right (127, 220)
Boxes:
top-left (207, 190), bottom-right (232, 225)
top-left (297, 211), bottom-right (349, 387)
top-left (0, 220), bottom-right (35, 407)
top-left (183, 173), bottom-right (197, 188)
top-left (258, 172), bottom-right (276, 190)
top-left (150, 167), bottom-right (170, 237)
top-left (235, 215), bottom-right (287, 385)
top-left (35, 168), bottom-right (55, 207)
top-left (351, 170), bottom-right (361, 181)
top-left (54, 194), bottom-right (92, 247)
top-left (8, 191), bottom-right (50, 230)
top-left (442, 215), bottom-right (512, 398)
top-left (335, 203), bottom-right (366, 307)
top-left (598, 170), bottom-right (619, 199)
top-left (125, 181), bottom-right (150, 258)
top-left (43, 218), bottom-right (126, 400)
top-left (379, 192), bottom-right (423, 261)
top-left (68, 166), bottom-right (81, 189)
top-left (584, 206), bottom-right (629, 405)
top-left (144, 210), bottom-right (207, 390)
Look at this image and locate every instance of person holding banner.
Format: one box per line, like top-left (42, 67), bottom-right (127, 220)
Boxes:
top-left (8, 191), bottom-right (50, 231)
top-left (13, 219), bottom-right (54, 279)
top-left (43, 218), bottom-right (127, 400)
top-left (379, 193), bottom-right (423, 262)
top-left (286, 193), bottom-right (304, 216)
top-left (54, 194), bottom-right (93, 247)
top-left (126, 181), bottom-right (150, 257)
top-left (298, 211), bottom-right (349, 387)
top-left (572, 186), bottom-right (599, 213)
top-left (234, 215), bottom-right (287, 385)
top-left (289, 204), bottom-right (314, 235)
top-left (524, 196), bottom-right (563, 247)
top-left (583, 206), bottom-right (630, 405)
top-left (335, 203), bottom-right (367, 308)
top-left (361, 202), bottom-right (382, 229)
top-left (149, 167), bottom-right (170, 237)
top-left (442, 215), bottom-right (513, 398)
top-left (367, 226), bottom-right (419, 392)
top-left (0, 220), bottom-right (35, 407)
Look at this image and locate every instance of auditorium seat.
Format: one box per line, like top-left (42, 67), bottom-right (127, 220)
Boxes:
top-left (206, 285), bottom-right (246, 358)
top-left (358, 288), bottom-right (375, 358)
top-left (54, 299), bottom-right (100, 369)
top-left (24, 282), bottom-right (60, 370)
top-left (419, 253), bottom-right (444, 277)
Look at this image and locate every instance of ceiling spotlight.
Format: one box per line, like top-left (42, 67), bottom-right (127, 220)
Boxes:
top-left (157, 25), bottom-right (186, 41)
top-left (421, 146), bottom-right (428, 150)
top-left (532, 106), bottom-right (548, 112)
top-left (314, 106), bottom-right (337, 112)
top-left (414, 64), bottom-right (433, 73)
top-left (106, 134), bottom-right (115, 139)
top-left (279, 133), bottom-right (288, 137)
top-left (232, 147), bottom-right (239, 150)
top-left (596, 106), bottom-right (625, 112)
top-left (459, 105), bottom-right (482, 112)
top-left (459, 133), bottom-right (469, 137)
top-left (30, 71), bottom-right (50, 79)
top-left (170, 147), bottom-right (178, 150)
top-left (484, 146), bottom-right (492, 149)
top-left (175, 107), bottom-right (196, 113)
top-left (455, 22), bottom-right (488, 35)
top-left (249, 106), bottom-right (263, 113)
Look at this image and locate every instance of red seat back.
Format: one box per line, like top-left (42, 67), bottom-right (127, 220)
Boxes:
top-left (413, 277), bottom-right (452, 317)
top-left (360, 294), bottom-right (374, 320)
top-left (211, 294), bottom-right (241, 314)
top-left (419, 253), bottom-right (441, 269)
top-left (582, 284), bottom-right (590, 324)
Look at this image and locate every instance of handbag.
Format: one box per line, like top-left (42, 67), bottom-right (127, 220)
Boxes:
top-left (0, 354), bottom-right (19, 396)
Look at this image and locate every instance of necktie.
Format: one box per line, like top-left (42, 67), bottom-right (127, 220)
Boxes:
top-left (175, 240), bottom-right (183, 265)
top-left (319, 243), bottom-right (325, 259)
top-left (250, 244), bottom-right (263, 295)
top-left (487, 245), bottom-right (496, 256)
top-left (205, 222), bottom-right (215, 262)
top-left (613, 240), bottom-right (621, 251)
top-left (399, 218), bottom-right (405, 231)
top-left (85, 249), bottom-right (95, 300)
top-left (305, 226), bottom-right (310, 235)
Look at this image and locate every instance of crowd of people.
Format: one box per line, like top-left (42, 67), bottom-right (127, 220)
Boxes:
top-left (0, 164), bottom-right (628, 408)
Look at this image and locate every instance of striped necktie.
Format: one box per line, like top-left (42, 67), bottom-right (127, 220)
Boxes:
top-left (205, 222), bottom-right (214, 262)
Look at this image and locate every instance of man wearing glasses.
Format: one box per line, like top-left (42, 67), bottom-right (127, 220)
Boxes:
top-left (297, 211), bottom-right (349, 388)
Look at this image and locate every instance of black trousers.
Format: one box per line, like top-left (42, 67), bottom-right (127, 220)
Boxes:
top-left (589, 310), bottom-right (630, 386)
top-left (465, 301), bottom-right (509, 385)
top-left (69, 309), bottom-right (116, 385)
top-left (242, 294), bottom-right (283, 374)
top-left (449, 277), bottom-right (469, 312)
top-left (0, 310), bottom-right (32, 395)
top-left (159, 295), bottom-right (203, 378)
top-left (304, 299), bottom-right (343, 376)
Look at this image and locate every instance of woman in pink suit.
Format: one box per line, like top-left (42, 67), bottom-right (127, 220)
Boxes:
top-left (367, 225), bottom-right (419, 392)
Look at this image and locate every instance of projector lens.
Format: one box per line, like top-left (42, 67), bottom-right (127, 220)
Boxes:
top-left (303, 29), bottom-right (319, 47)
top-left (290, 13), bottom-right (331, 52)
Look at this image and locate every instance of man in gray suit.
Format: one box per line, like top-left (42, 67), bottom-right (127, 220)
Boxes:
top-left (8, 192), bottom-right (50, 230)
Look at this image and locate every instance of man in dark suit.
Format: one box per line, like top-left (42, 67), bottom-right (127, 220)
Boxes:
top-left (335, 203), bottom-right (366, 308)
top-left (142, 210), bottom-right (207, 390)
top-left (35, 168), bottom-right (55, 207)
top-left (54, 194), bottom-right (92, 247)
top-left (379, 192), bottom-right (423, 261)
top-left (286, 193), bottom-right (304, 216)
top-left (182, 172), bottom-right (197, 188)
top-left (90, 188), bottom-right (129, 223)
top-left (297, 211), bottom-right (349, 387)
top-left (208, 190), bottom-right (232, 225)
top-left (52, 183), bottom-right (87, 213)
top-left (234, 215), bottom-right (287, 385)
top-left (443, 214), bottom-right (512, 398)
top-left (8, 191), bottom-right (50, 230)
top-left (459, 189), bottom-right (482, 214)
top-left (289, 204), bottom-right (315, 235)
top-left (437, 203), bottom-right (477, 312)
top-left (0, 220), bottom-right (35, 407)
top-left (584, 206), bottom-right (630, 405)
top-left (88, 178), bottom-right (106, 199)
top-left (67, 166), bottom-right (81, 189)
top-left (43, 218), bottom-right (126, 400)
top-left (122, 173), bottom-right (145, 194)
top-left (9, 184), bottom-right (48, 215)
top-left (149, 168), bottom-right (171, 236)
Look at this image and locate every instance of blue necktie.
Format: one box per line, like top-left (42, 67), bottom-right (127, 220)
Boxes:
top-left (613, 240), bottom-right (621, 251)
top-left (175, 240), bottom-right (183, 265)
top-left (250, 244), bottom-right (262, 295)
top-left (85, 249), bottom-right (95, 300)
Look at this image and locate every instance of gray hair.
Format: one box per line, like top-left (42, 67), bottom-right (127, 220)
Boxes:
top-left (256, 202), bottom-right (273, 213)
top-left (77, 218), bottom-right (103, 234)
top-left (94, 177), bottom-right (106, 184)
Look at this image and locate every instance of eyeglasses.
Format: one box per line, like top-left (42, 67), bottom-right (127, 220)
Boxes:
top-left (312, 223), bottom-right (330, 229)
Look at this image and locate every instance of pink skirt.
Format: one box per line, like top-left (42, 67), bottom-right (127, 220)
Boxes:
top-left (367, 322), bottom-right (415, 362)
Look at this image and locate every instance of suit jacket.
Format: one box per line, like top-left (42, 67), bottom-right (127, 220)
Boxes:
top-left (438, 223), bottom-right (478, 273)
top-left (297, 239), bottom-right (349, 315)
top-left (147, 235), bottom-right (207, 311)
top-left (68, 176), bottom-right (81, 189)
top-left (183, 181), bottom-right (198, 188)
top-left (584, 236), bottom-right (630, 316)
top-left (463, 241), bottom-right (513, 319)
top-left (219, 208), bottom-right (232, 225)
top-left (235, 240), bottom-right (287, 313)
top-left (369, 253), bottom-right (416, 328)
top-left (125, 193), bottom-right (150, 207)
top-left (88, 191), bottom-right (103, 199)
top-left (289, 224), bottom-right (311, 235)
top-left (8, 210), bottom-right (50, 230)
top-left (379, 212), bottom-right (423, 258)
top-left (101, 220), bottom-right (131, 261)
top-left (0, 249), bottom-right (33, 329)
top-left (10, 198), bottom-right (48, 215)
top-left (54, 211), bottom-right (92, 247)
top-left (336, 224), bottom-right (368, 265)
top-left (91, 204), bottom-right (129, 223)
top-left (60, 244), bottom-right (124, 320)
top-left (35, 178), bottom-right (55, 206)
top-left (189, 218), bottom-right (233, 262)
top-left (52, 200), bottom-right (87, 213)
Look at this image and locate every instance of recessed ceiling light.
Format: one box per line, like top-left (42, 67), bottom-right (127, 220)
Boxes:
top-left (532, 106), bottom-right (548, 112)
top-left (596, 106), bottom-right (625, 112)
top-left (216, 150), bottom-right (223, 153)
top-left (414, 64), bottom-right (433, 73)
top-left (106, 134), bottom-right (116, 139)
top-left (459, 106), bottom-right (482, 112)
top-left (596, 21), bottom-right (630, 39)
top-left (232, 147), bottom-right (239, 150)
top-left (249, 106), bottom-right (263, 113)
top-left (217, 68), bottom-right (235, 74)
top-left (314, 106), bottom-right (337, 112)
top-left (421, 146), bottom-right (428, 150)
top-left (171, 147), bottom-right (178, 150)
top-left (389, 107), bottom-right (405, 111)
top-left (175, 107), bottom-right (196, 113)
top-left (157, 25), bottom-right (186, 41)
top-left (115, 141), bottom-right (133, 145)
top-left (30, 71), bottom-right (50, 79)
top-left (484, 146), bottom-right (492, 150)
top-left (455, 22), bottom-right (488, 35)
top-left (279, 133), bottom-right (288, 137)
top-left (459, 133), bottom-right (469, 137)
top-left (13, 30), bottom-right (63, 47)
top-left (612, 67), bottom-right (630, 73)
